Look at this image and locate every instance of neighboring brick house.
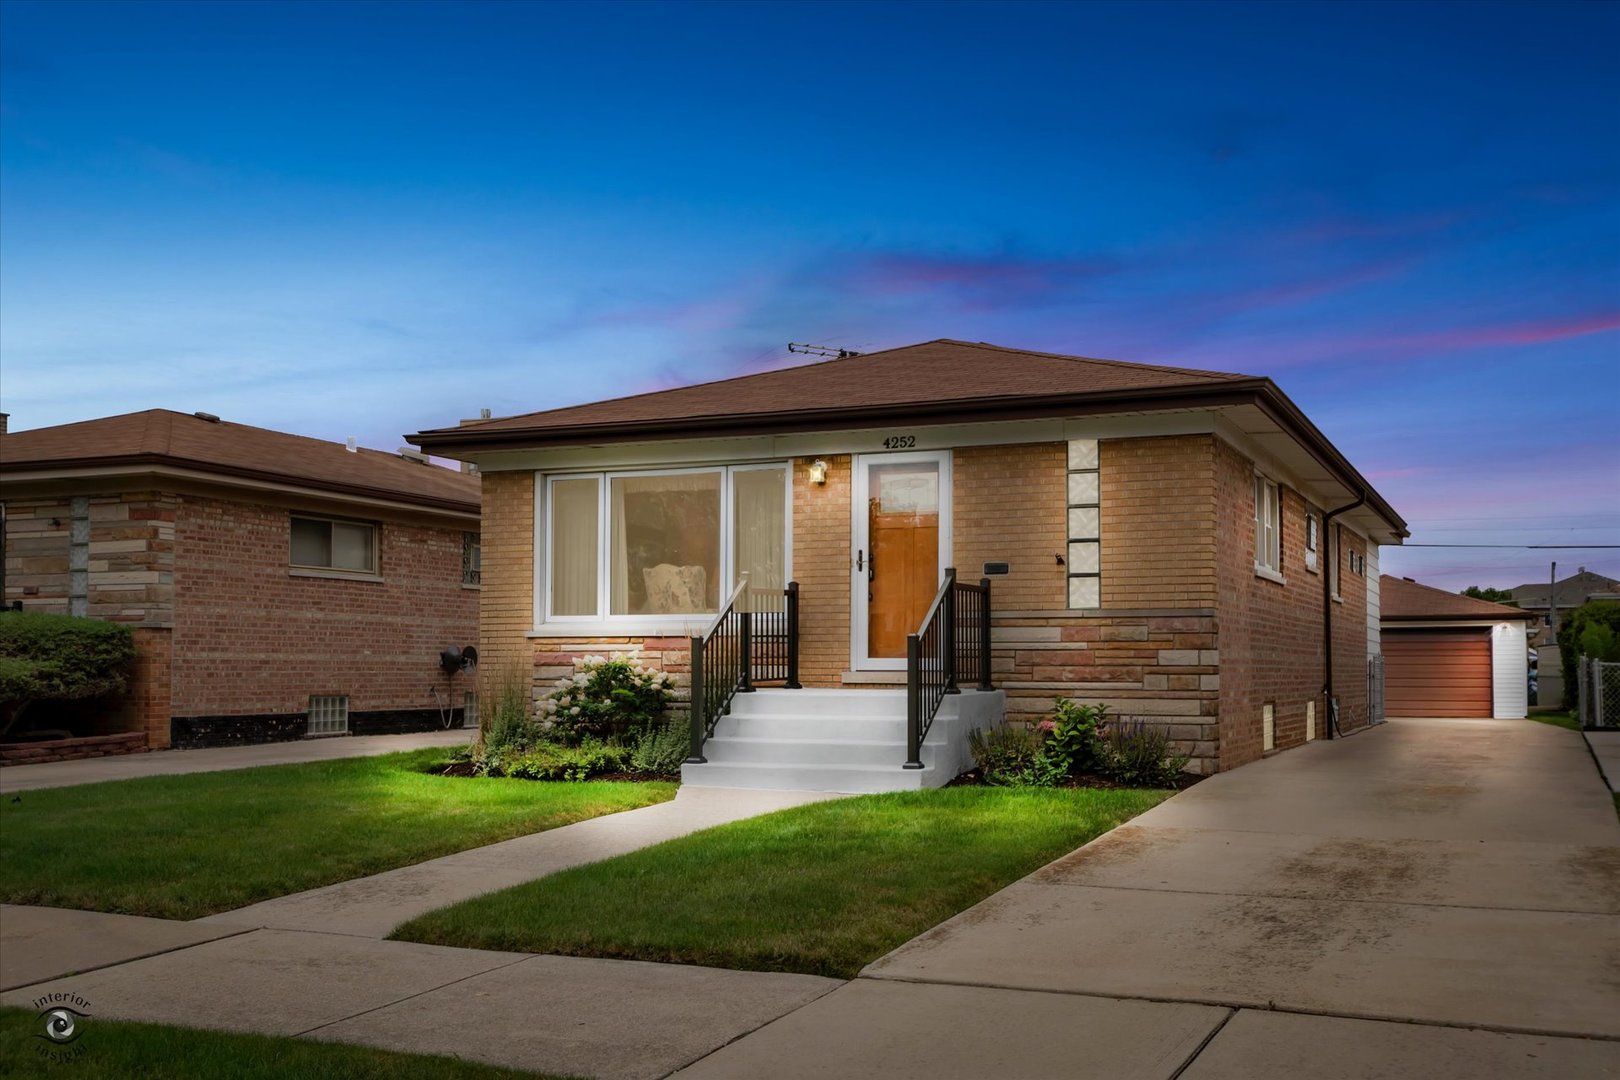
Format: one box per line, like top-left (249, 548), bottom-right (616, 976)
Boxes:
top-left (412, 340), bottom-right (1407, 787)
top-left (1, 409), bottom-right (480, 753)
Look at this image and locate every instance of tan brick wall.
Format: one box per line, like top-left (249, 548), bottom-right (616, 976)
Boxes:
top-left (118, 627), bottom-right (173, 748)
top-left (1214, 438), bottom-right (1370, 769)
top-left (477, 470), bottom-right (536, 688)
top-left (792, 454), bottom-right (852, 686)
top-left (1099, 435), bottom-right (1218, 609)
top-left (171, 493), bottom-right (478, 718)
top-left (953, 443), bottom-right (1066, 611)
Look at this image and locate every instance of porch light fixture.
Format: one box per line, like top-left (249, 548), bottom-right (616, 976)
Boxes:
top-left (808, 459), bottom-right (829, 486)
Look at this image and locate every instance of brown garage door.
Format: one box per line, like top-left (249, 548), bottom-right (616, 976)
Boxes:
top-left (1383, 630), bottom-right (1492, 717)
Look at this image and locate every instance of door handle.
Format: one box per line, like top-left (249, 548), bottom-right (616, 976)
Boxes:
top-left (856, 550), bottom-right (864, 572)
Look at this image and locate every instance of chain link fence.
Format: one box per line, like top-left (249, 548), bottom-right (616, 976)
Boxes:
top-left (1577, 656), bottom-right (1620, 729)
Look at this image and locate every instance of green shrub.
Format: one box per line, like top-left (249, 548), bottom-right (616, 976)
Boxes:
top-left (1044, 699), bottom-right (1106, 776)
top-left (1097, 719), bottom-right (1189, 787)
top-left (540, 655), bottom-right (675, 744)
top-left (968, 723), bottom-right (1061, 787)
top-left (504, 739), bottom-right (630, 782)
top-left (629, 721), bottom-right (690, 776)
top-left (1557, 601), bottom-right (1620, 709)
top-left (0, 611), bottom-right (137, 737)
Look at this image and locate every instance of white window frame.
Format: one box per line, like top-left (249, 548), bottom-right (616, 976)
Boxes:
top-left (538, 461), bottom-right (792, 628)
top-left (1304, 510), bottom-right (1319, 574)
top-left (290, 514), bottom-right (379, 577)
top-left (1330, 523), bottom-right (1343, 602)
top-left (1253, 474), bottom-right (1283, 582)
top-left (307, 694), bottom-right (349, 736)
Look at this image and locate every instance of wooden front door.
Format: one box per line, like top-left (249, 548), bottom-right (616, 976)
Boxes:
top-left (854, 453), bottom-right (948, 667)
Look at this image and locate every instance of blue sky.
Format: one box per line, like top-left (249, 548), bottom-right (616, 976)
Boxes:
top-left (2, 0), bottom-right (1616, 590)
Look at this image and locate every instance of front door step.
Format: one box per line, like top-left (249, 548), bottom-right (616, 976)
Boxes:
top-left (680, 688), bottom-right (1005, 794)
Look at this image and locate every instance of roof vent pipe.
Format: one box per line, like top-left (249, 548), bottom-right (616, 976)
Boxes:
top-left (345, 437), bottom-right (357, 453)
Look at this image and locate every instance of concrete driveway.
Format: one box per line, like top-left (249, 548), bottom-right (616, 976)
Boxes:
top-left (679, 718), bottom-right (1620, 1079)
top-left (0, 729), bottom-right (472, 793)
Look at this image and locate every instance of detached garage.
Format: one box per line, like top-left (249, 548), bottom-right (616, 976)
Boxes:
top-left (1379, 576), bottom-right (1537, 719)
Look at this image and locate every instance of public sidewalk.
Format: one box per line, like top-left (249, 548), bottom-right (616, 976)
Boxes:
top-left (0, 728), bottom-right (472, 793)
top-left (200, 786), bottom-right (841, 937)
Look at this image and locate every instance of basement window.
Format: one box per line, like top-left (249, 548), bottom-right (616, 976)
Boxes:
top-left (307, 695), bottom-right (349, 736)
top-left (463, 690), bottom-right (478, 728)
top-left (1262, 703), bottom-right (1275, 752)
top-left (291, 516), bottom-right (377, 574)
top-left (1253, 475), bottom-right (1282, 580)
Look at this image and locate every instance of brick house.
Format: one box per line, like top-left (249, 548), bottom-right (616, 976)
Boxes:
top-left (1, 409), bottom-right (481, 753)
top-left (412, 340), bottom-right (1407, 790)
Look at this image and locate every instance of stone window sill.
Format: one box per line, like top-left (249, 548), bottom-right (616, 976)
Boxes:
top-left (289, 567), bottom-right (384, 584)
top-left (1253, 564), bottom-right (1286, 586)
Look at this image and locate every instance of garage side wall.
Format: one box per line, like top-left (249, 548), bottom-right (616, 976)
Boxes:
top-left (1492, 621), bottom-right (1529, 720)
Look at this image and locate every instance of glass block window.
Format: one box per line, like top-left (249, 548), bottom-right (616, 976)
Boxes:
top-left (463, 691), bottom-right (478, 728)
top-left (1066, 438), bottom-right (1101, 610)
top-left (308, 695), bottom-right (349, 736)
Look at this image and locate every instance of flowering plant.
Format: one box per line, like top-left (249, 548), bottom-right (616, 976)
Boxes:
top-left (538, 655), bottom-right (675, 745)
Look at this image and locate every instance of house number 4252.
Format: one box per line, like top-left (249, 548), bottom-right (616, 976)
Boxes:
top-left (881, 435), bottom-right (916, 449)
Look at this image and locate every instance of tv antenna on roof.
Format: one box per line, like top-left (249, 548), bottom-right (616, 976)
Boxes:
top-left (788, 342), bottom-right (861, 359)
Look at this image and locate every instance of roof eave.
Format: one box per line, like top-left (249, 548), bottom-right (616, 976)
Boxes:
top-left (0, 454), bottom-right (480, 516)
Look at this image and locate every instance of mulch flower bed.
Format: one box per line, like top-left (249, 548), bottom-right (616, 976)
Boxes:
top-left (947, 769), bottom-right (1206, 791)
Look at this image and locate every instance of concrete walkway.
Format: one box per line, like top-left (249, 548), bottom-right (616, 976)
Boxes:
top-left (201, 786), bottom-right (841, 937)
top-left (677, 718), bottom-right (1620, 1079)
top-left (0, 728), bottom-right (472, 793)
top-left (1588, 729), bottom-right (1620, 792)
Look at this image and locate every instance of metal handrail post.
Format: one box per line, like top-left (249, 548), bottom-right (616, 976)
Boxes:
top-left (904, 633), bottom-right (923, 768)
top-left (943, 567), bottom-right (959, 694)
top-left (784, 581), bottom-right (802, 688)
top-left (685, 636), bottom-right (707, 763)
top-left (978, 577), bottom-right (994, 691)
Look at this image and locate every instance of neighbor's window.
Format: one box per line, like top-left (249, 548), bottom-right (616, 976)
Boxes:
top-left (462, 532), bottom-right (481, 586)
top-left (307, 694), bottom-right (349, 736)
top-left (291, 516), bottom-right (376, 573)
top-left (1253, 475), bottom-right (1281, 575)
top-left (545, 464), bottom-right (789, 621)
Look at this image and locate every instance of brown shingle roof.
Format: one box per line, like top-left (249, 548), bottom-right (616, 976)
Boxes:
top-left (1380, 575), bottom-right (1539, 622)
top-left (1, 410), bottom-right (478, 514)
top-left (419, 339), bottom-right (1258, 444)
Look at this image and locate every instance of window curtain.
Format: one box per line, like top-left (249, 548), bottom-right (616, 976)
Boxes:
top-left (550, 478), bottom-right (599, 616)
top-left (733, 467), bottom-right (786, 611)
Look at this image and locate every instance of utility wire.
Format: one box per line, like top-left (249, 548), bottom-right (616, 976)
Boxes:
top-left (1400, 544), bottom-right (1620, 549)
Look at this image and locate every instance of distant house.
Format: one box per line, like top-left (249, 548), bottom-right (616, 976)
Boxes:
top-left (0, 410), bottom-right (480, 756)
top-left (412, 340), bottom-right (1407, 789)
top-left (1378, 575), bottom-right (1537, 719)
top-left (1511, 570), bottom-right (1620, 647)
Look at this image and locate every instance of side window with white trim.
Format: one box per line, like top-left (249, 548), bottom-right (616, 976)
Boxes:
top-left (1253, 475), bottom-right (1281, 576)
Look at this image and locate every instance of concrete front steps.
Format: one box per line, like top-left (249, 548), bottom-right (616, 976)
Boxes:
top-left (680, 687), bottom-right (1005, 794)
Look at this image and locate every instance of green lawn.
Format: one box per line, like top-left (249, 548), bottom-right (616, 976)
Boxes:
top-left (1528, 710), bottom-right (1580, 731)
top-left (392, 786), bottom-right (1170, 978)
top-left (0, 1006), bottom-right (569, 1079)
top-left (0, 749), bottom-right (674, 919)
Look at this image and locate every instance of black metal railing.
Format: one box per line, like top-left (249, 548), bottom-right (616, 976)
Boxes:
top-left (686, 577), bottom-right (800, 764)
top-left (905, 568), bottom-right (993, 769)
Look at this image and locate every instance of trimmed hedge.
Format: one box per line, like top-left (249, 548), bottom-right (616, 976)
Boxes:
top-left (0, 611), bottom-right (137, 736)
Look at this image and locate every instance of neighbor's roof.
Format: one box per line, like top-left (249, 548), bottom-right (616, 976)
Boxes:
top-left (1380, 575), bottom-right (1539, 622)
top-left (1508, 571), bottom-right (1620, 610)
top-left (1, 410), bottom-right (479, 514)
top-left (414, 338), bottom-right (1406, 538)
